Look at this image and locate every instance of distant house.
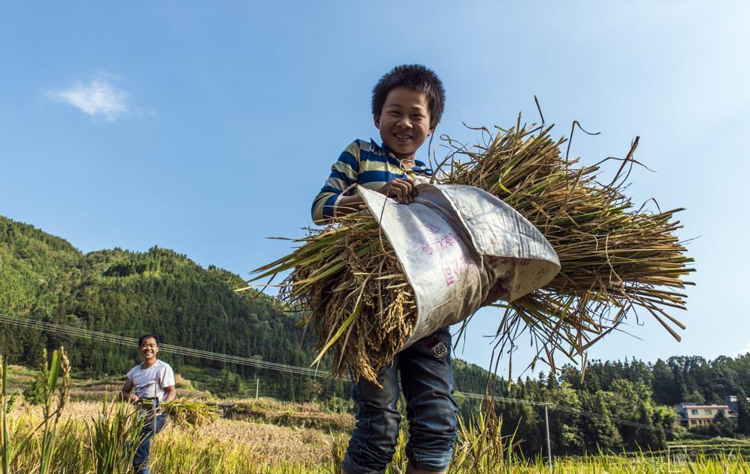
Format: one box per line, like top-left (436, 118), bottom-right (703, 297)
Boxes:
top-left (724, 395), bottom-right (749, 414)
top-left (676, 403), bottom-right (731, 427)
top-left (676, 395), bottom-right (750, 427)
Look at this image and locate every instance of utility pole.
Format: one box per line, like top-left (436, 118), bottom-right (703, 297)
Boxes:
top-left (544, 403), bottom-right (552, 472)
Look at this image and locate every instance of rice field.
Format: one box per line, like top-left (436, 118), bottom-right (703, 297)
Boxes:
top-left (1, 400), bottom-right (747, 474)
top-left (3, 401), bottom-right (330, 473)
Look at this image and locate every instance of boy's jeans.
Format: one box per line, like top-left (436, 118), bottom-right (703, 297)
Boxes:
top-left (133, 412), bottom-right (167, 474)
top-left (342, 327), bottom-right (458, 474)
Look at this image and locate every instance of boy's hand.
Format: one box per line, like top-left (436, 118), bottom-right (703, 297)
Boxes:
top-left (127, 392), bottom-right (140, 405)
top-left (378, 178), bottom-right (418, 204)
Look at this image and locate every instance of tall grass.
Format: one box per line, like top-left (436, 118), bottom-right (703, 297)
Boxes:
top-left (1, 356), bottom-right (10, 474)
top-left (1, 349), bottom-right (70, 474)
top-left (88, 400), bottom-right (145, 474)
top-left (38, 349), bottom-right (70, 474)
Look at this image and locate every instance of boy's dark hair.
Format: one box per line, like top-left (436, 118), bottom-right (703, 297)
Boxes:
top-left (138, 334), bottom-right (159, 347)
top-left (372, 64), bottom-right (445, 129)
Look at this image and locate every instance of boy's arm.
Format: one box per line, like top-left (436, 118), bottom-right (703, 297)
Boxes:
top-left (311, 142), bottom-right (362, 225)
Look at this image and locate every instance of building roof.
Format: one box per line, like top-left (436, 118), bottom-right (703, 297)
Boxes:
top-left (679, 404), bottom-right (729, 409)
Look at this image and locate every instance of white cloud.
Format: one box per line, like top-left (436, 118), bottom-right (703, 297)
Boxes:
top-left (47, 75), bottom-right (133, 121)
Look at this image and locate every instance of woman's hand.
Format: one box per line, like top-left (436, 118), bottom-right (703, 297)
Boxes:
top-left (127, 392), bottom-right (140, 405)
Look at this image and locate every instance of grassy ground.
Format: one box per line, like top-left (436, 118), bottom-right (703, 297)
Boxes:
top-left (219, 396), bottom-right (352, 430)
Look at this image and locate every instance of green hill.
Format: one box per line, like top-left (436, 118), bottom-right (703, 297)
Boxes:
top-left (0, 215), bottom-right (320, 396)
top-left (0, 215), bottom-right (81, 315)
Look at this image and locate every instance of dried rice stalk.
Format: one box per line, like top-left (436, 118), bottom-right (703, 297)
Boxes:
top-left (141, 397), bottom-right (217, 429)
top-left (251, 216), bottom-right (415, 383)
top-left (442, 119), bottom-right (694, 372)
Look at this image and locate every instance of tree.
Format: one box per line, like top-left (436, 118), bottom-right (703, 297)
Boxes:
top-left (23, 370), bottom-right (47, 405)
top-left (709, 410), bottom-right (734, 438)
top-left (545, 383), bottom-right (584, 454)
top-left (652, 359), bottom-right (678, 405)
top-left (737, 390), bottom-right (750, 435)
top-left (579, 391), bottom-right (621, 453)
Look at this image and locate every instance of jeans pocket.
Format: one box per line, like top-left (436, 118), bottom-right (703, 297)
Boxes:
top-left (422, 328), bottom-right (451, 362)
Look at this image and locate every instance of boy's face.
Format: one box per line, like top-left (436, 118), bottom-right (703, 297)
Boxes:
top-left (139, 337), bottom-right (159, 363)
top-left (375, 87), bottom-right (433, 161)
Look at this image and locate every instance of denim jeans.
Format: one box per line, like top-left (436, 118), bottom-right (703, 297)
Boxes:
top-left (133, 413), bottom-right (167, 474)
top-left (342, 327), bottom-right (458, 474)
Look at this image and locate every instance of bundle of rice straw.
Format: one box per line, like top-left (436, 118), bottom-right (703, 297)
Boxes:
top-left (141, 397), bottom-right (217, 429)
top-left (442, 119), bottom-right (694, 371)
top-left (246, 117), bottom-right (694, 383)
top-left (253, 216), bottom-right (417, 384)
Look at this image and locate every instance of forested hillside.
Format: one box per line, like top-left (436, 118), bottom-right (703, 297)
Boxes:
top-left (0, 215), bottom-right (324, 393)
top-left (0, 215), bottom-right (81, 314)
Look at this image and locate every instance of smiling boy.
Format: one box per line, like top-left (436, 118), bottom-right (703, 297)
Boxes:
top-left (121, 334), bottom-right (176, 474)
top-left (312, 64), bottom-right (456, 474)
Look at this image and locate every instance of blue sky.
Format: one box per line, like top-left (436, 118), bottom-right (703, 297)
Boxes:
top-left (1, 1), bottom-right (748, 376)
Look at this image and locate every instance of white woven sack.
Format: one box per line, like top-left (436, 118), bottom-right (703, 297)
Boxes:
top-left (358, 183), bottom-right (560, 349)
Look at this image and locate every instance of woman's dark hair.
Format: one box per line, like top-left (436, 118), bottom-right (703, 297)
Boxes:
top-left (138, 334), bottom-right (159, 347)
top-left (372, 64), bottom-right (445, 129)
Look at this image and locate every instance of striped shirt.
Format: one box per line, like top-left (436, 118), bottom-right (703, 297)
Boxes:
top-left (311, 139), bottom-right (433, 224)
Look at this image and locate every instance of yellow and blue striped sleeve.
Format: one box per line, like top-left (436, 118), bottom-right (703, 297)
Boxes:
top-left (311, 141), bottom-right (361, 225)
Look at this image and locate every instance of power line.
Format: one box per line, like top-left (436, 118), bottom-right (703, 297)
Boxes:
top-left (0, 313), bottom-right (327, 378)
top-left (0, 312), bottom-right (704, 439)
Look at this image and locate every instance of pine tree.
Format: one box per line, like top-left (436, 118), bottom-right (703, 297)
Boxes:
top-left (737, 390), bottom-right (750, 435)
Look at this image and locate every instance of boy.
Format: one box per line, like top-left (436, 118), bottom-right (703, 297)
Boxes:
top-left (121, 334), bottom-right (176, 474)
top-left (312, 65), bottom-right (456, 474)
